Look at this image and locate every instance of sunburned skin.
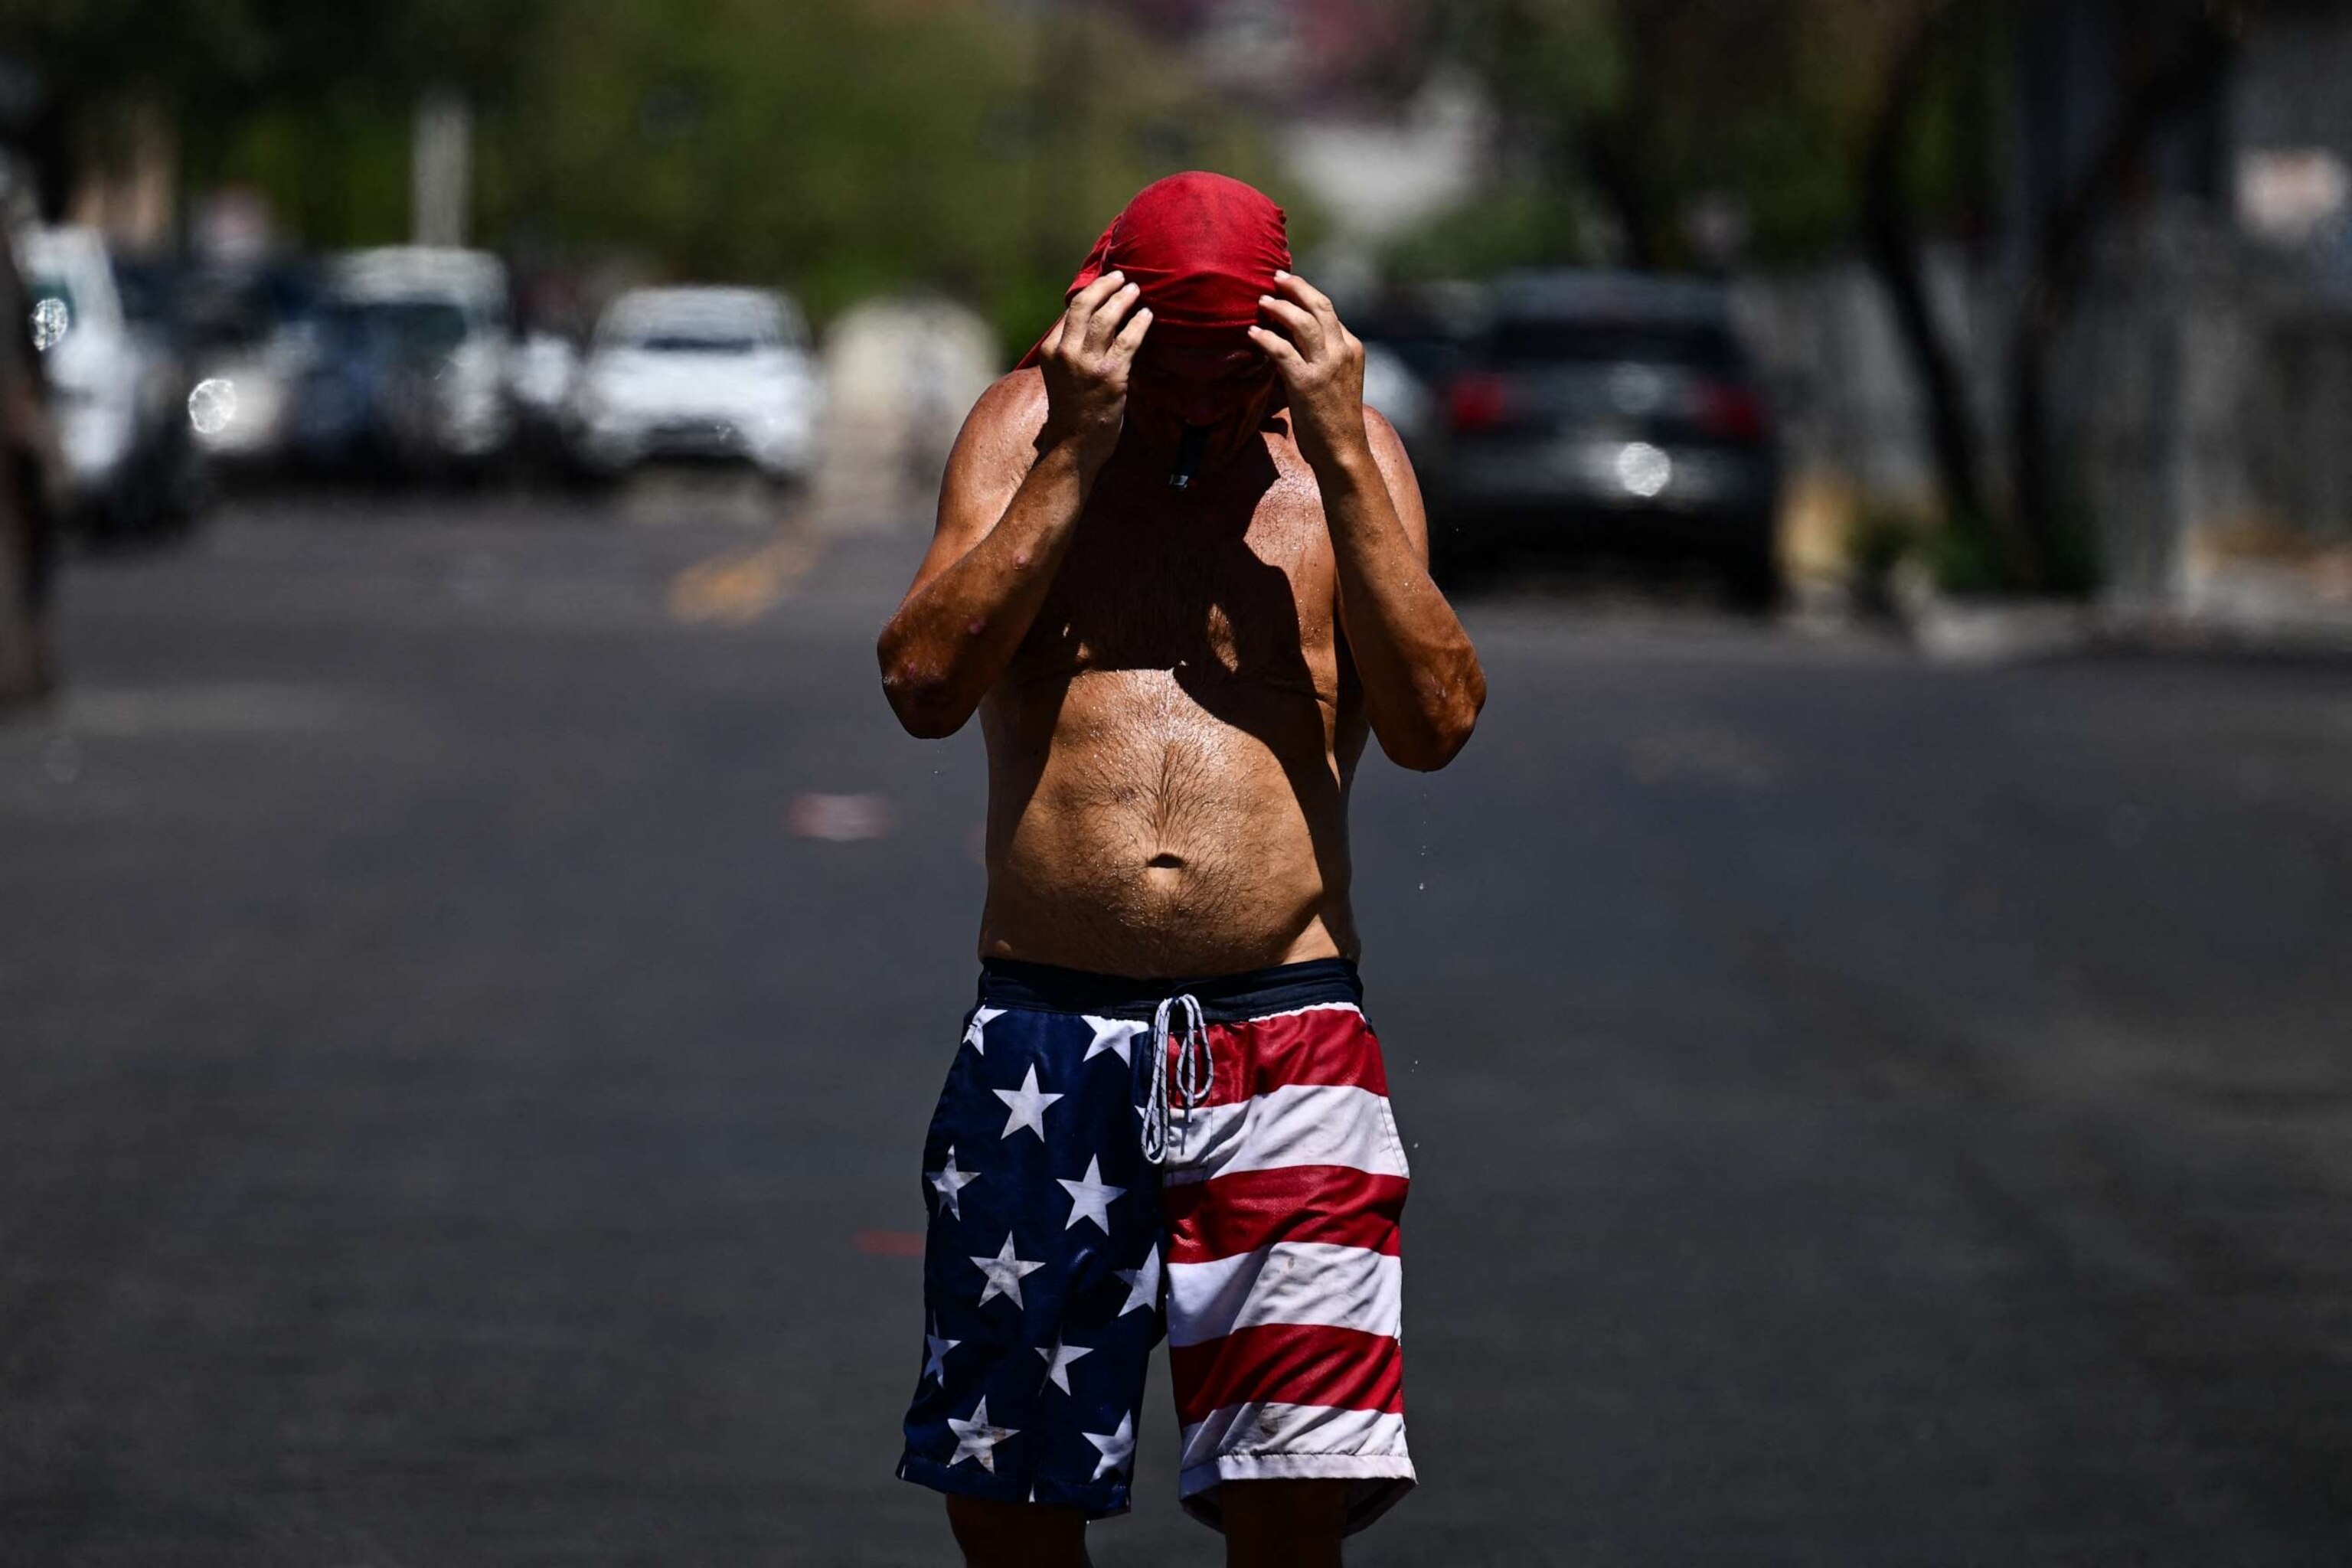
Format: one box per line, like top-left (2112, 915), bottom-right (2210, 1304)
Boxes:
top-left (879, 260), bottom-right (1482, 990)
top-left (972, 372), bottom-right (1370, 976)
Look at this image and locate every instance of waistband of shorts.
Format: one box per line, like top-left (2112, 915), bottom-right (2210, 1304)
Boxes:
top-left (977, 956), bottom-right (1363, 1023)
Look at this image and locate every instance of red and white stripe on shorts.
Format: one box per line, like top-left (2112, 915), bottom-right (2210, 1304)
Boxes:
top-left (1158, 999), bottom-right (1416, 1531)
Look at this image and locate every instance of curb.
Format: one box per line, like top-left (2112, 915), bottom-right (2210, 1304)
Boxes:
top-left (1898, 586), bottom-right (2352, 666)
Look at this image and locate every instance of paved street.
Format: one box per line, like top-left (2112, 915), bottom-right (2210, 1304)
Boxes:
top-left (3, 493), bottom-right (2349, 1566)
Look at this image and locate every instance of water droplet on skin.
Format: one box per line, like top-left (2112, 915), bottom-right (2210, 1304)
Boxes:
top-left (29, 296), bottom-right (68, 351)
top-left (188, 377), bottom-right (237, 435)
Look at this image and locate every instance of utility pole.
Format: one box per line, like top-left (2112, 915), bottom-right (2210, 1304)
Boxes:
top-left (412, 89), bottom-right (471, 247)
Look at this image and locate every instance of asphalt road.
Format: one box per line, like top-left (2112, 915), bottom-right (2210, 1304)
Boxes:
top-left (3, 491), bottom-right (2349, 1566)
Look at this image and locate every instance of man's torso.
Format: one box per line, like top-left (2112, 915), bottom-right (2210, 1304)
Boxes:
top-left (976, 378), bottom-right (1366, 977)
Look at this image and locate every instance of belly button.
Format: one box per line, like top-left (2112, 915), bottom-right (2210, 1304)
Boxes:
top-left (1146, 853), bottom-right (1186, 871)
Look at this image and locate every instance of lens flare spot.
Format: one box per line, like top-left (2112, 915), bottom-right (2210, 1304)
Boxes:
top-left (1615, 440), bottom-right (1673, 499)
top-left (188, 377), bottom-right (238, 435)
top-left (29, 296), bottom-right (69, 351)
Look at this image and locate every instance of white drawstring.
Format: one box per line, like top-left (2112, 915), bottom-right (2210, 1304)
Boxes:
top-left (1141, 993), bottom-right (1211, 1166)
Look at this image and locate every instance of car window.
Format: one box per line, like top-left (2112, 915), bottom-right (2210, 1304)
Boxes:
top-left (364, 300), bottom-right (471, 356)
top-left (634, 329), bottom-right (766, 354)
top-left (187, 289), bottom-right (276, 352)
top-left (114, 264), bottom-right (175, 325)
top-left (1488, 318), bottom-right (1743, 371)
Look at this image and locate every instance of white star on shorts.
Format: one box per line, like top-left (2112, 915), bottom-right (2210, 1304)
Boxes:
top-left (992, 1064), bottom-right (1063, 1141)
top-left (1114, 1244), bottom-right (1160, 1318)
top-left (1034, 1334), bottom-right (1095, 1393)
top-left (1082, 1014), bottom-right (1142, 1066)
top-left (1056, 1155), bottom-right (1127, 1233)
top-left (970, 1233), bottom-right (1045, 1310)
top-left (964, 1007), bottom-right (1004, 1055)
top-left (923, 1319), bottom-right (959, 1384)
top-left (926, 1147), bottom-right (979, 1220)
top-left (948, 1396), bottom-right (1017, 1472)
top-left (1082, 1411), bottom-right (1135, 1480)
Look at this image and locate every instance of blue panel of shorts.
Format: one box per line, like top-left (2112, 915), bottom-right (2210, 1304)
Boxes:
top-left (897, 998), bottom-right (1169, 1517)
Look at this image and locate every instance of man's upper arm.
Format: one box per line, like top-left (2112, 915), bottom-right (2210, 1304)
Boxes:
top-left (900, 368), bottom-right (1050, 601)
top-left (1361, 406), bottom-right (1430, 564)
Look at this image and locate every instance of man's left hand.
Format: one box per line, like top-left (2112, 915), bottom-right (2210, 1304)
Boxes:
top-left (1250, 272), bottom-right (1370, 472)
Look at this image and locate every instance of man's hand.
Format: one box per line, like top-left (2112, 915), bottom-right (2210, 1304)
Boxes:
top-left (1249, 271), bottom-right (1369, 472)
top-left (1036, 270), bottom-right (1152, 475)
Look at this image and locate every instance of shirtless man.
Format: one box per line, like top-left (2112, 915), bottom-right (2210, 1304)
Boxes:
top-left (879, 172), bottom-right (1484, 1568)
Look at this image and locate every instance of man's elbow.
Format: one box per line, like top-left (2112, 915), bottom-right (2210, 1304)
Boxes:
top-left (1392, 711), bottom-right (1478, 772)
top-left (877, 639), bottom-right (972, 740)
top-left (1388, 664), bottom-right (1485, 772)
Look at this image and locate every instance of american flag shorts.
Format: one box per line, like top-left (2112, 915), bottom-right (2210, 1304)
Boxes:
top-left (897, 957), bottom-right (1416, 1534)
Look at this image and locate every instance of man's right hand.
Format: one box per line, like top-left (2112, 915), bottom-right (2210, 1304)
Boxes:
top-left (1035, 270), bottom-right (1152, 473)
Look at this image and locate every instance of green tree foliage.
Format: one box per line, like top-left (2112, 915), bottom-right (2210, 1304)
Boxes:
top-left (10, 0), bottom-right (1298, 348)
top-left (6, 0), bottom-right (544, 241)
top-left (2, 0), bottom-right (541, 126)
top-left (483, 0), bottom-right (1292, 345)
top-left (1395, 0), bottom-right (1975, 276)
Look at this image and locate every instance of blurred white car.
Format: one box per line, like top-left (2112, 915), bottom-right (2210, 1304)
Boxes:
top-left (567, 286), bottom-right (818, 481)
top-left (18, 226), bottom-right (201, 534)
top-left (178, 263), bottom-right (322, 469)
top-left (1361, 341), bottom-right (1434, 456)
top-left (318, 247), bottom-right (514, 470)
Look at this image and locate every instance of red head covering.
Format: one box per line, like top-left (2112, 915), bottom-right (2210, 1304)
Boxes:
top-left (1018, 172), bottom-right (1291, 370)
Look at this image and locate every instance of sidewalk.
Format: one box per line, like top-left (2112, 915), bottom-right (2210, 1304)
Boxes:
top-left (1897, 557), bottom-right (2352, 665)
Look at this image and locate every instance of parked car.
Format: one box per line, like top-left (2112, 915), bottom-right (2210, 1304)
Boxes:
top-left (1430, 271), bottom-right (1782, 606)
top-left (1361, 342), bottom-right (1435, 458)
top-left (17, 227), bottom-right (204, 537)
top-left (178, 262), bottom-right (323, 472)
top-left (290, 247), bottom-right (514, 477)
top-left (567, 286), bottom-right (818, 482)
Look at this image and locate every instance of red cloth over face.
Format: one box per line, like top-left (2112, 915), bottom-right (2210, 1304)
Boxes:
top-left (1019, 172), bottom-right (1290, 434)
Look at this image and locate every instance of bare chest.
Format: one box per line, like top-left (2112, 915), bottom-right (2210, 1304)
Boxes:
top-left (1016, 459), bottom-right (1337, 694)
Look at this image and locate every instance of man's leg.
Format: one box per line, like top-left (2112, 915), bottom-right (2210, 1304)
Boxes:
top-left (1220, 1478), bottom-right (1350, 1568)
top-left (946, 1496), bottom-right (1092, 1568)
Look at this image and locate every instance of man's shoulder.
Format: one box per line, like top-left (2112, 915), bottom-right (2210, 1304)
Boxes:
top-left (1361, 404), bottom-right (1413, 472)
top-left (945, 368), bottom-right (1049, 494)
top-left (968, 366), bottom-right (1049, 438)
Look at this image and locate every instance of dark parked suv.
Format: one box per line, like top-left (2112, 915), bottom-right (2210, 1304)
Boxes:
top-left (1431, 272), bottom-right (1782, 606)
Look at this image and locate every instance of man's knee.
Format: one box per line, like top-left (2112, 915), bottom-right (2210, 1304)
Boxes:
top-left (945, 1494), bottom-right (1091, 1568)
top-left (1219, 1478), bottom-right (1351, 1566)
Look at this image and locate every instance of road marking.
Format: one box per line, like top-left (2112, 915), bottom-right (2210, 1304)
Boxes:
top-left (853, 1229), bottom-right (926, 1257)
top-left (43, 684), bottom-right (348, 736)
top-left (789, 792), bottom-right (895, 841)
top-left (667, 533), bottom-right (822, 626)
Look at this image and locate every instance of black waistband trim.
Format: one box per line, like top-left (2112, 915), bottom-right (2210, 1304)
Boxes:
top-left (978, 956), bottom-right (1363, 1023)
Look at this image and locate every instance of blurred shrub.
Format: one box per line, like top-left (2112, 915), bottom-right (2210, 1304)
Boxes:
top-left (1393, 0), bottom-right (1981, 274)
top-left (1846, 492), bottom-right (2101, 603)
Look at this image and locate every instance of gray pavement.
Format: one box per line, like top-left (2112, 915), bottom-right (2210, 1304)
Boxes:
top-left (2, 494), bottom-right (2349, 1565)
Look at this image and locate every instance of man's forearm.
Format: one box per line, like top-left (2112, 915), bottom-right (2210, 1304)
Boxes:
top-left (878, 439), bottom-right (1093, 737)
top-left (1316, 443), bottom-right (1485, 770)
